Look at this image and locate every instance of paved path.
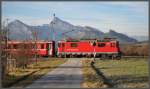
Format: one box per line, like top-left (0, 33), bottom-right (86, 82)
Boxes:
top-left (26, 58), bottom-right (83, 88)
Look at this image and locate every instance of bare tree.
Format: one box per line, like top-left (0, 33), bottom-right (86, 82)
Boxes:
top-left (31, 29), bottom-right (38, 65)
top-left (121, 43), bottom-right (148, 56)
top-left (1, 20), bottom-right (9, 87)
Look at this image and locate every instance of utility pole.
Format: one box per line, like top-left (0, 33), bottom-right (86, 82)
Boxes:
top-left (1, 19), bottom-right (9, 87)
top-left (90, 40), bottom-right (96, 63)
top-left (6, 18), bottom-right (9, 54)
top-left (93, 41), bottom-right (96, 61)
top-left (1, 22), bottom-right (3, 87)
top-left (51, 13), bottom-right (55, 41)
top-left (34, 30), bottom-right (37, 65)
top-left (6, 18), bottom-right (9, 72)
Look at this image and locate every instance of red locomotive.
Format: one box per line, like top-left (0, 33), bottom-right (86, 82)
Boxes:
top-left (57, 38), bottom-right (121, 59)
top-left (7, 40), bottom-right (55, 57)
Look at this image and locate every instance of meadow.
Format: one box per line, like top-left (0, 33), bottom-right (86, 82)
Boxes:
top-left (82, 58), bottom-right (149, 88)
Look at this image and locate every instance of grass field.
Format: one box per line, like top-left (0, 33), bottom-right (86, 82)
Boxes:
top-left (95, 58), bottom-right (149, 88)
top-left (2, 58), bottom-right (67, 88)
top-left (81, 59), bottom-right (108, 88)
top-left (82, 58), bottom-right (149, 88)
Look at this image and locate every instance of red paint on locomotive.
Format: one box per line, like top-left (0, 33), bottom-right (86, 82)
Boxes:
top-left (57, 38), bottom-right (121, 59)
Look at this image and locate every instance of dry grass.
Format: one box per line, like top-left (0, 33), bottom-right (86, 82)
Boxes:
top-left (81, 58), bottom-right (149, 88)
top-left (94, 58), bottom-right (149, 88)
top-left (81, 59), bottom-right (108, 88)
top-left (2, 58), bottom-right (67, 88)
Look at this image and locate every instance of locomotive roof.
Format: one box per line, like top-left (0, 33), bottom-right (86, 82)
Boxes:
top-left (8, 40), bottom-right (54, 44)
top-left (58, 38), bottom-right (117, 42)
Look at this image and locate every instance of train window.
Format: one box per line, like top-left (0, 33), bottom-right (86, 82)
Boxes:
top-left (62, 43), bottom-right (65, 47)
top-left (111, 43), bottom-right (115, 47)
top-left (46, 43), bottom-right (51, 50)
top-left (41, 44), bottom-right (44, 49)
top-left (92, 42), bottom-right (96, 46)
top-left (31, 44), bottom-right (34, 49)
top-left (32, 44), bottom-right (36, 49)
top-left (58, 43), bottom-right (61, 47)
top-left (47, 43), bottom-right (51, 49)
top-left (29, 44), bottom-right (33, 49)
top-left (13, 44), bottom-right (18, 49)
top-left (24, 44), bottom-right (28, 49)
top-left (71, 43), bottom-right (78, 47)
top-left (98, 43), bottom-right (105, 47)
top-left (116, 42), bottom-right (119, 47)
top-left (8, 44), bottom-right (11, 49)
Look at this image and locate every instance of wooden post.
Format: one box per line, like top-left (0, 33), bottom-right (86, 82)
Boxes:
top-left (34, 31), bottom-right (38, 65)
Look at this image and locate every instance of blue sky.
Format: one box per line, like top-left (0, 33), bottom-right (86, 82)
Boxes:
top-left (2, 1), bottom-right (148, 36)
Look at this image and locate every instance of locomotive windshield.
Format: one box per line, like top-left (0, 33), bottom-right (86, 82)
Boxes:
top-left (62, 43), bottom-right (65, 47)
top-left (111, 43), bottom-right (115, 47)
top-left (41, 44), bottom-right (45, 49)
top-left (58, 43), bottom-right (61, 47)
top-left (71, 43), bottom-right (78, 47)
top-left (98, 43), bottom-right (105, 47)
top-left (58, 43), bottom-right (65, 47)
top-left (13, 44), bottom-right (18, 49)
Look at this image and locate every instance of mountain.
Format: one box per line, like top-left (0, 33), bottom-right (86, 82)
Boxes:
top-left (7, 20), bottom-right (33, 40)
top-left (31, 24), bottom-right (52, 40)
top-left (131, 35), bottom-right (148, 42)
top-left (6, 17), bottom-right (137, 43)
top-left (105, 30), bottom-right (137, 43)
top-left (48, 17), bottom-right (105, 40)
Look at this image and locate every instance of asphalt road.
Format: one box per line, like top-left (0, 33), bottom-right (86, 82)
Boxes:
top-left (26, 58), bottom-right (83, 88)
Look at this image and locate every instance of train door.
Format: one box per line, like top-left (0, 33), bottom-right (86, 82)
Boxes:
top-left (46, 43), bottom-right (51, 56)
top-left (62, 43), bottom-right (65, 52)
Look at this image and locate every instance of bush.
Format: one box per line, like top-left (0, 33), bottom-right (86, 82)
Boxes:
top-left (120, 43), bottom-right (148, 56)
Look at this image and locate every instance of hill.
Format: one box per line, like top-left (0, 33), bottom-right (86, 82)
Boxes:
top-left (7, 17), bottom-right (137, 43)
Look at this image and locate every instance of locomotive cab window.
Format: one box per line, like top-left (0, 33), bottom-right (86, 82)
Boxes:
top-left (49, 44), bottom-right (51, 49)
top-left (116, 42), bottom-right (119, 47)
top-left (31, 44), bottom-right (34, 49)
top-left (71, 43), bottom-right (78, 47)
top-left (41, 44), bottom-right (44, 49)
top-left (46, 43), bottom-right (51, 50)
top-left (8, 44), bottom-right (11, 49)
top-left (62, 43), bottom-right (65, 47)
top-left (58, 43), bottom-right (61, 47)
top-left (98, 43), bottom-right (105, 47)
top-left (111, 43), bottom-right (115, 47)
top-left (24, 44), bottom-right (28, 49)
top-left (13, 44), bottom-right (18, 49)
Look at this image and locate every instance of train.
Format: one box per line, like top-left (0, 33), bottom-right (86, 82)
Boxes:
top-left (6, 41), bottom-right (55, 57)
top-left (6, 38), bottom-right (121, 59)
top-left (57, 38), bottom-right (121, 59)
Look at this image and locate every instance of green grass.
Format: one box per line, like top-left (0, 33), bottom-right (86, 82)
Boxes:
top-left (2, 58), bottom-right (67, 88)
top-left (94, 58), bottom-right (149, 88)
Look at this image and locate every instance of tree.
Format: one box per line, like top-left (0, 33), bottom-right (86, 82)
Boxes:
top-left (14, 41), bottom-right (33, 69)
top-left (1, 20), bottom-right (9, 86)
